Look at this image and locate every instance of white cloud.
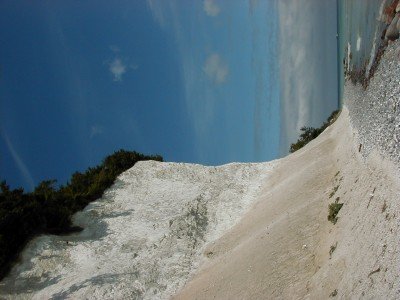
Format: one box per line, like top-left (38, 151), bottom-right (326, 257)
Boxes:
top-left (109, 58), bottom-right (127, 81)
top-left (90, 125), bottom-right (103, 138)
top-left (203, 53), bottom-right (229, 84)
top-left (203, 0), bottom-right (220, 17)
top-left (1, 131), bottom-right (35, 190)
top-left (146, 0), bottom-right (166, 27)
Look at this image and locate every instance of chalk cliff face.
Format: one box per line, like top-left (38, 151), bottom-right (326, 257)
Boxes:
top-left (0, 160), bottom-right (277, 299)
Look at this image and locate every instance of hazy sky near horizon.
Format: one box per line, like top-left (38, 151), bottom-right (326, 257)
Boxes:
top-left (278, 0), bottom-right (338, 153)
top-left (0, 0), bottom-right (337, 190)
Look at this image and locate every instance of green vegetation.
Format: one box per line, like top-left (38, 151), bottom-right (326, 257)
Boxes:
top-left (329, 242), bottom-right (337, 258)
top-left (328, 202), bottom-right (344, 224)
top-left (289, 110), bottom-right (340, 153)
top-left (329, 186), bottom-right (339, 198)
top-left (329, 289), bottom-right (338, 297)
top-left (0, 149), bottom-right (162, 280)
top-left (382, 200), bottom-right (387, 213)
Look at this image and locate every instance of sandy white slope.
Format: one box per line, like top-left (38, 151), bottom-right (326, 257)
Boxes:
top-left (175, 41), bottom-right (400, 300)
top-left (0, 161), bottom-right (277, 299)
top-left (175, 107), bottom-right (400, 299)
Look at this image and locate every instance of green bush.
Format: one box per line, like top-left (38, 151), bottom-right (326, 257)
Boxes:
top-left (290, 110), bottom-right (340, 153)
top-left (0, 149), bottom-right (162, 280)
top-left (328, 203), bottom-right (343, 224)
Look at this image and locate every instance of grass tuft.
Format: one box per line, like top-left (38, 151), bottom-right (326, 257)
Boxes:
top-left (329, 242), bottom-right (337, 258)
top-left (329, 185), bottom-right (339, 198)
top-left (328, 203), bottom-right (343, 224)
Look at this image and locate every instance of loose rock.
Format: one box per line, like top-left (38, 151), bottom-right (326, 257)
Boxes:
top-left (385, 13), bottom-right (400, 40)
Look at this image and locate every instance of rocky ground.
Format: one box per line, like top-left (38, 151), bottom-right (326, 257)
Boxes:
top-left (346, 40), bottom-right (400, 166)
top-left (384, 2), bottom-right (400, 41)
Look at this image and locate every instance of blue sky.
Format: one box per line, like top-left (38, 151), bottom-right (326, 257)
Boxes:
top-left (146, 0), bottom-right (280, 161)
top-left (0, 0), bottom-right (337, 191)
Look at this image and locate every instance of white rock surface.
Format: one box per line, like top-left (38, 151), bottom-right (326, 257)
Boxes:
top-left (0, 161), bottom-right (277, 299)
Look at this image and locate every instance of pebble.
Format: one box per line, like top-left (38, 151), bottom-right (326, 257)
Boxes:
top-left (345, 41), bottom-right (400, 169)
top-left (385, 13), bottom-right (400, 40)
top-left (397, 16), bottom-right (400, 31)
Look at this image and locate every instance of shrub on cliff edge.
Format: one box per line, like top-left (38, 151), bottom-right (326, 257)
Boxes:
top-left (0, 149), bottom-right (162, 280)
top-left (290, 110), bottom-right (340, 153)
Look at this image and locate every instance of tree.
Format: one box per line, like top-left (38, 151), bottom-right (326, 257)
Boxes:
top-left (34, 180), bottom-right (57, 201)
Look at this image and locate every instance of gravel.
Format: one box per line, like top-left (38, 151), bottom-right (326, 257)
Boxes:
top-left (345, 40), bottom-right (400, 167)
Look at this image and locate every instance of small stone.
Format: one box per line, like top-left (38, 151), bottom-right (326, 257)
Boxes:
top-left (397, 16), bottom-right (400, 31)
top-left (386, 13), bottom-right (400, 40)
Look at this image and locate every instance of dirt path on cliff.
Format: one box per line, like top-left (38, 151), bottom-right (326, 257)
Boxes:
top-left (174, 107), bottom-right (400, 299)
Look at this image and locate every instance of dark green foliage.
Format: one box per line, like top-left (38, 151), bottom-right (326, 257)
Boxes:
top-left (329, 242), bottom-right (337, 258)
top-left (328, 203), bottom-right (344, 224)
top-left (0, 149), bottom-right (162, 280)
top-left (34, 179), bottom-right (57, 201)
top-left (329, 186), bottom-right (339, 198)
top-left (290, 110), bottom-right (341, 153)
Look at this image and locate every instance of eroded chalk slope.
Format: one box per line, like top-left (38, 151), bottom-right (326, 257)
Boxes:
top-left (0, 160), bottom-right (277, 299)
